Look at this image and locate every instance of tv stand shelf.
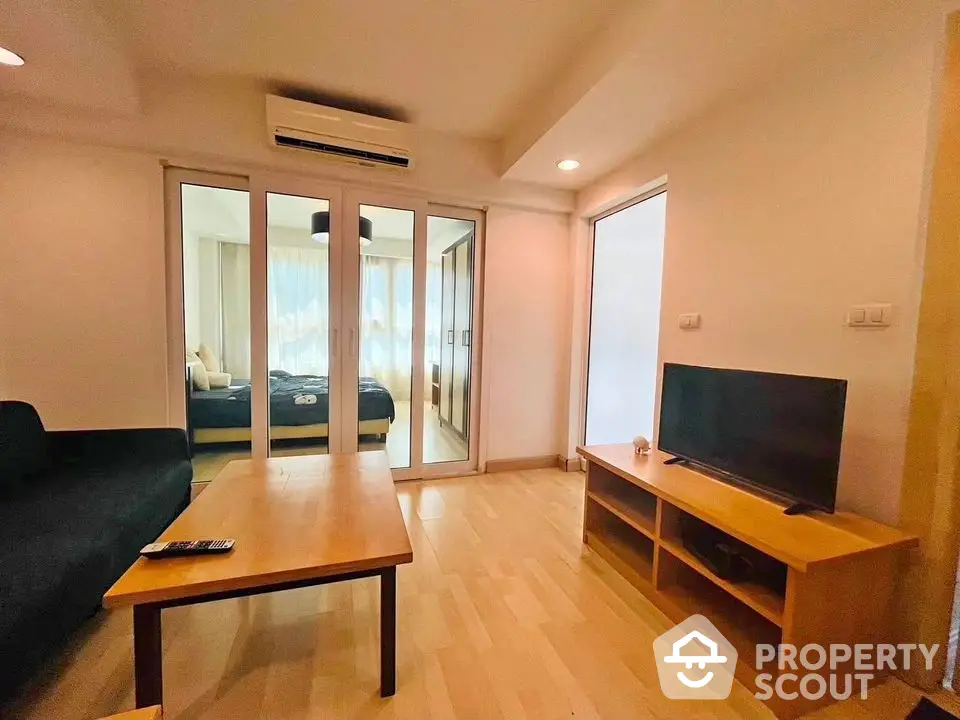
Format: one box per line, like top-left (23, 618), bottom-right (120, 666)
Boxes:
top-left (658, 537), bottom-right (785, 625)
top-left (586, 489), bottom-right (656, 540)
top-left (578, 444), bottom-right (918, 719)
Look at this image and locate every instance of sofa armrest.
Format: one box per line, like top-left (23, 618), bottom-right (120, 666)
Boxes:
top-left (46, 428), bottom-right (191, 467)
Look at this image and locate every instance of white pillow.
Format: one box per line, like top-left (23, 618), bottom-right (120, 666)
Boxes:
top-left (198, 344), bottom-right (221, 373)
top-left (189, 361), bottom-right (210, 391)
top-left (207, 371), bottom-right (232, 389)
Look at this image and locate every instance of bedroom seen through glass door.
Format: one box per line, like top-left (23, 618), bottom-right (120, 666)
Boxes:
top-left (354, 203), bottom-right (415, 470)
top-left (179, 182), bottom-right (251, 484)
top-left (173, 174), bottom-right (481, 477)
top-left (266, 191), bottom-right (334, 458)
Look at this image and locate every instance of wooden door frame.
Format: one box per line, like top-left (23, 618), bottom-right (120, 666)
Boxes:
top-left (896, 10), bottom-right (960, 691)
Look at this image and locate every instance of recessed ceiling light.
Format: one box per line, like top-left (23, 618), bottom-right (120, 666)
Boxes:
top-left (0, 46), bottom-right (24, 67)
top-left (557, 159), bottom-right (580, 171)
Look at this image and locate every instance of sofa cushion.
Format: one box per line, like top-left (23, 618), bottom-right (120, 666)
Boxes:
top-left (0, 425), bottom-right (191, 700)
top-left (0, 454), bottom-right (191, 695)
top-left (0, 453), bottom-right (191, 547)
top-left (0, 534), bottom-right (114, 685)
top-left (0, 401), bottom-right (48, 484)
top-left (0, 534), bottom-right (112, 634)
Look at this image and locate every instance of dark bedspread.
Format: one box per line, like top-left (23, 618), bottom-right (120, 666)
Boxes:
top-left (190, 374), bottom-right (395, 429)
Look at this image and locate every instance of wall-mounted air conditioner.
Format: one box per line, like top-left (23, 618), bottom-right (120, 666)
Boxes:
top-left (266, 95), bottom-right (414, 170)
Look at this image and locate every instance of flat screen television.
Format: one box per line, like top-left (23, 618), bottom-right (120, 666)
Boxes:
top-left (657, 363), bottom-right (847, 513)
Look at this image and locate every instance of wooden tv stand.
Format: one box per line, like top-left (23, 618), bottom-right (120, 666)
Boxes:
top-left (578, 444), bottom-right (918, 719)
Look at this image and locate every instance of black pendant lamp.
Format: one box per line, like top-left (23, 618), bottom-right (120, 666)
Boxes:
top-left (311, 211), bottom-right (373, 246)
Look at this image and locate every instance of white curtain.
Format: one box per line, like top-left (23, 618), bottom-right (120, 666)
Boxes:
top-left (267, 245), bottom-right (330, 375)
top-left (218, 244), bottom-right (416, 400)
top-left (197, 237), bottom-right (223, 363)
top-left (360, 255), bottom-right (413, 401)
top-left (219, 242), bottom-right (251, 378)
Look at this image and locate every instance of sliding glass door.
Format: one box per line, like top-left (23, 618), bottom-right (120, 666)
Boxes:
top-left (265, 189), bottom-right (338, 458)
top-left (167, 172), bottom-right (251, 485)
top-left (341, 192), bottom-right (426, 478)
top-left (167, 170), bottom-right (482, 480)
top-left (425, 212), bottom-right (479, 467)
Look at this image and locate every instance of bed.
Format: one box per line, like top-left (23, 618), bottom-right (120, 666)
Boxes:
top-left (187, 370), bottom-right (396, 446)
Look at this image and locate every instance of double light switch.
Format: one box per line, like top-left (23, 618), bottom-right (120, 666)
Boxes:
top-left (847, 303), bottom-right (892, 328)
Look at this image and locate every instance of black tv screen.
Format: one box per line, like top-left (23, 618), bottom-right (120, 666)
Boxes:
top-left (658, 364), bottom-right (847, 512)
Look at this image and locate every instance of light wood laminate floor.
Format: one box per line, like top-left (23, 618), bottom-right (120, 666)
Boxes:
top-left (3, 469), bottom-right (947, 719)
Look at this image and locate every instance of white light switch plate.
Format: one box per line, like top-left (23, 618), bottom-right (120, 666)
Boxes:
top-left (679, 313), bottom-right (701, 330)
top-left (847, 303), bottom-right (892, 328)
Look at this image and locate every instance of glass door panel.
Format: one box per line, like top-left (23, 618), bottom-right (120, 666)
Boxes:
top-left (175, 177), bottom-right (485, 479)
top-left (424, 215), bottom-right (475, 465)
top-left (265, 192), bottom-right (333, 457)
top-left (584, 190), bottom-right (667, 444)
top-left (178, 182), bottom-right (251, 483)
top-left (356, 204), bottom-right (415, 469)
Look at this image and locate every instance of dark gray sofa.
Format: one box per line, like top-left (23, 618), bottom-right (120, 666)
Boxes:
top-left (0, 401), bottom-right (192, 699)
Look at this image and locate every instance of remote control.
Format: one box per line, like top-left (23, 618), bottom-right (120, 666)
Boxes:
top-left (140, 539), bottom-right (235, 559)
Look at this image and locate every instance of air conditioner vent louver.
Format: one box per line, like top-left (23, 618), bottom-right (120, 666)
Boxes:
top-left (274, 133), bottom-right (411, 168)
top-left (266, 95), bottom-right (414, 171)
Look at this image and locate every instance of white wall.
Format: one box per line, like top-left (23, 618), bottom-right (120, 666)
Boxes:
top-left (0, 117), bottom-right (574, 460)
top-left (0, 72), bottom-right (573, 215)
top-left (0, 137), bottom-right (169, 429)
top-left (584, 192), bottom-right (666, 445)
top-left (569, 12), bottom-right (943, 524)
top-left (483, 207), bottom-right (571, 460)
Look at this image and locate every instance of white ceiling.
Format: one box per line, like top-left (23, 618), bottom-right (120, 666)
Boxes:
top-left (0, 0), bottom-right (139, 113)
top-left (2, 0), bottom-right (947, 190)
top-left (501, 0), bottom-right (940, 188)
top-left (87, 0), bottom-right (625, 139)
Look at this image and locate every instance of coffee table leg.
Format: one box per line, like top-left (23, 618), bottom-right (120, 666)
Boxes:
top-left (380, 567), bottom-right (397, 697)
top-left (133, 603), bottom-right (163, 708)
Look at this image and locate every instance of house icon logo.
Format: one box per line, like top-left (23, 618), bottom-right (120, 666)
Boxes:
top-left (653, 615), bottom-right (738, 700)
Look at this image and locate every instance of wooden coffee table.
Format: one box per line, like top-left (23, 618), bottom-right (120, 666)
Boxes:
top-left (104, 452), bottom-right (413, 708)
top-left (98, 707), bottom-right (161, 720)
